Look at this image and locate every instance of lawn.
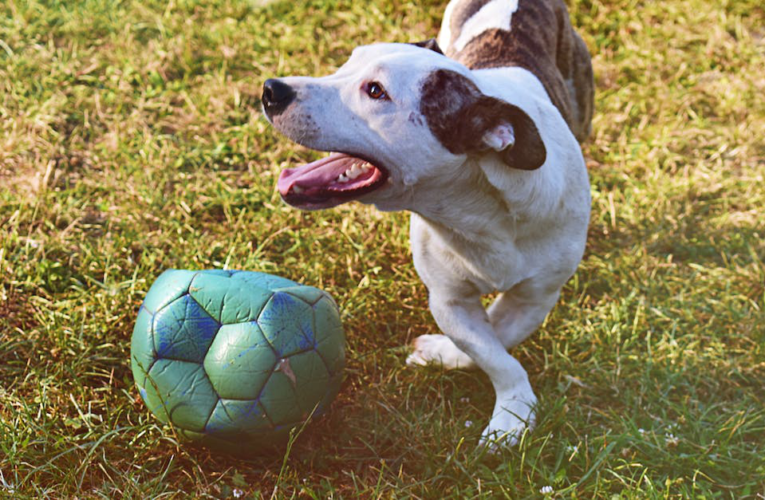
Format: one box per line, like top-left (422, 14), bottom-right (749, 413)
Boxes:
top-left (1, 0), bottom-right (764, 497)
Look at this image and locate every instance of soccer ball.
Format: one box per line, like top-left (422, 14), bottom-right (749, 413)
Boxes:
top-left (130, 269), bottom-right (345, 455)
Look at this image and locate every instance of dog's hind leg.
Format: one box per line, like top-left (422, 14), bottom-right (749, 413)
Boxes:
top-left (487, 284), bottom-right (562, 349)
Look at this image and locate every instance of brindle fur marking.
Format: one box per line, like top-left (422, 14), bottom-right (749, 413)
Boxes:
top-left (442, 0), bottom-right (593, 142)
top-left (449, 0), bottom-right (494, 37)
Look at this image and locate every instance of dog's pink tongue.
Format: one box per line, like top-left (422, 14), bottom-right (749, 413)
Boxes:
top-left (277, 153), bottom-right (359, 196)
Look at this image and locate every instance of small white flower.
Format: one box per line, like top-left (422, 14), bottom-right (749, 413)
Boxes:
top-left (233, 488), bottom-right (244, 498)
top-left (566, 444), bottom-right (579, 454)
top-left (464, 420), bottom-right (473, 428)
top-left (540, 485), bottom-right (554, 495)
top-left (459, 397), bottom-right (470, 403)
top-left (664, 433), bottom-right (679, 447)
top-left (638, 428), bottom-right (646, 434)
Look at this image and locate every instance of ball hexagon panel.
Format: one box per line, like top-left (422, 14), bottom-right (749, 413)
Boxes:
top-left (142, 359), bottom-right (219, 432)
top-left (312, 295), bottom-right (346, 374)
top-left (131, 306), bottom-right (155, 389)
top-left (141, 269), bottom-right (198, 314)
top-left (316, 371), bottom-right (343, 417)
top-left (153, 294), bottom-right (220, 363)
top-left (278, 285), bottom-right (327, 306)
top-left (231, 270), bottom-right (298, 290)
top-left (256, 350), bottom-right (336, 424)
top-left (257, 292), bottom-right (316, 357)
top-left (258, 362), bottom-right (305, 426)
top-left (203, 322), bottom-right (277, 400)
top-left (200, 269), bottom-right (233, 278)
top-left (285, 349), bottom-right (335, 415)
top-left (204, 398), bottom-right (273, 438)
top-left (189, 273), bottom-right (273, 324)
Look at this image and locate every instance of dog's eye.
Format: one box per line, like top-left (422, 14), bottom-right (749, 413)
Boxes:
top-left (365, 81), bottom-right (388, 100)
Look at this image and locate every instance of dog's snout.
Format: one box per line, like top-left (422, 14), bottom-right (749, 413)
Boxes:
top-left (262, 79), bottom-right (296, 116)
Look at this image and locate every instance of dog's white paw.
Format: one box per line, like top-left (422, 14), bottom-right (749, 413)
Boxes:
top-left (405, 334), bottom-right (475, 369)
top-left (479, 388), bottom-right (537, 450)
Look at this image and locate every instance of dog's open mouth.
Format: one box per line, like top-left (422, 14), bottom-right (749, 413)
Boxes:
top-left (277, 152), bottom-right (388, 210)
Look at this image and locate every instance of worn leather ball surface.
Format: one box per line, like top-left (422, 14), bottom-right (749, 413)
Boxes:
top-left (130, 269), bottom-right (345, 455)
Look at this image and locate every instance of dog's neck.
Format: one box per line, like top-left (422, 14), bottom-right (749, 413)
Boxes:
top-left (406, 155), bottom-right (537, 248)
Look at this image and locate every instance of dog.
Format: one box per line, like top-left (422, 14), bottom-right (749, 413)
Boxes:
top-left (262, 0), bottom-right (594, 447)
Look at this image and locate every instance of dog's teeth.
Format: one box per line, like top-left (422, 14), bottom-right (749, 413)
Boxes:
top-left (293, 185), bottom-right (304, 194)
top-left (337, 163), bottom-right (371, 184)
top-left (347, 164), bottom-right (366, 179)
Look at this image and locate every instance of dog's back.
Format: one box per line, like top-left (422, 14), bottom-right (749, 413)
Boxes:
top-left (438, 0), bottom-right (594, 142)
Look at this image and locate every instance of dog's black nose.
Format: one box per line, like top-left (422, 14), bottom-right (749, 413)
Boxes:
top-left (262, 79), bottom-right (296, 116)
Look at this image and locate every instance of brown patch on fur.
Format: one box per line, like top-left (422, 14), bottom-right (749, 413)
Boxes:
top-left (420, 69), bottom-right (546, 170)
top-left (443, 0), bottom-right (594, 142)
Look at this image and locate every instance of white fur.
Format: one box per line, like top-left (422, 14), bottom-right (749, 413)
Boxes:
top-left (267, 42), bottom-right (590, 449)
top-left (438, 0), bottom-right (459, 51)
top-left (452, 0), bottom-right (519, 52)
top-left (406, 334), bottom-right (475, 368)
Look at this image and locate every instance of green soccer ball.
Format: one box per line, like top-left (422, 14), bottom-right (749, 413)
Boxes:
top-left (130, 269), bottom-right (345, 455)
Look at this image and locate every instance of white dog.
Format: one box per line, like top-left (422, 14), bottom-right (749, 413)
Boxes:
top-left (263, 0), bottom-right (594, 447)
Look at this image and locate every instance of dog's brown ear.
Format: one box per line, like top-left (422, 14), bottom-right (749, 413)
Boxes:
top-left (471, 98), bottom-right (547, 171)
top-left (420, 69), bottom-right (546, 171)
top-left (410, 38), bottom-right (444, 55)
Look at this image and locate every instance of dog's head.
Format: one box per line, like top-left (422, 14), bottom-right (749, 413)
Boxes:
top-left (263, 41), bottom-right (546, 211)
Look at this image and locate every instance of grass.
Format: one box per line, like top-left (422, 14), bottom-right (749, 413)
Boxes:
top-left (1, 0), bottom-right (764, 496)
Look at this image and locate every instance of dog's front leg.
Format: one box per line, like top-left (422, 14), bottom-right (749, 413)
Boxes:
top-left (429, 290), bottom-right (537, 448)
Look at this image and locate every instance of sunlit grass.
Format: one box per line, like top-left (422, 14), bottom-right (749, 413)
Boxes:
top-left (1, 0), bottom-right (764, 496)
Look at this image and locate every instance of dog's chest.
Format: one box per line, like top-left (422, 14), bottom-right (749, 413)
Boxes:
top-left (409, 213), bottom-right (527, 294)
